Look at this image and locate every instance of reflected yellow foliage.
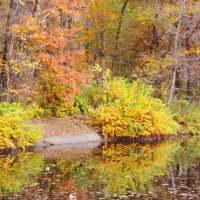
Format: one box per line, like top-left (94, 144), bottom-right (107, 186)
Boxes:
top-left (0, 152), bottom-right (44, 198)
top-left (1, 137), bottom-right (200, 198)
top-left (89, 142), bottom-right (180, 193)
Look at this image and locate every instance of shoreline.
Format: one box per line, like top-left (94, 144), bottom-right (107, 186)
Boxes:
top-left (0, 115), bottom-right (196, 153)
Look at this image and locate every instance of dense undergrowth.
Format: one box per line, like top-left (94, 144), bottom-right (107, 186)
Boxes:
top-left (0, 103), bottom-right (42, 150)
top-left (172, 99), bottom-right (200, 134)
top-left (1, 74), bottom-right (199, 149)
top-left (30, 69), bottom-right (200, 139)
top-left (76, 74), bottom-right (179, 138)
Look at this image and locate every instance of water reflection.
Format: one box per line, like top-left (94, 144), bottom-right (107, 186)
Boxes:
top-left (0, 152), bottom-right (44, 199)
top-left (1, 137), bottom-right (200, 199)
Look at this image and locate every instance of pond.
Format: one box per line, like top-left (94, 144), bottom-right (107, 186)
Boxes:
top-left (1, 136), bottom-right (200, 200)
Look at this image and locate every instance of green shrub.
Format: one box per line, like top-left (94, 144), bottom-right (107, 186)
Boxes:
top-left (171, 99), bottom-right (200, 134)
top-left (53, 103), bottom-right (80, 117)
top-left (26, 103), bottom-right (45, 118)
top-left (0, 103), bottom-right (43, 150)
top-left (78, 76), bottom-right (179, 138)
top-left (36, 101), bottom-right (80, 117)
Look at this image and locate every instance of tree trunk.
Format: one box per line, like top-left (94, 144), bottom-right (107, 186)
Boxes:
top-left (60, 9), bottom-right (67, 28)
top-left (112, 0), bottom-right (129, 73)
top-left (67, 15), bottom-right (73, 53)
top-left (151, 14), bottom-right (159, 51)
top-left (168, 0), bottom-right (187, 106)
top-left (169, 165), bottom-right (177, 200)
top-left (0, 0), bottom-right (16, 102)
top-left (175, 70), bottom-right (181, 91)
top-left (187, 66), bottom-right (192, 96)
top-left (32, 0), bottom-right (39, 17)
top-left (186, 42), bottom-right (192, 97)
top-left (32, 0), bottom-right (40, 77)
top-left (152, 25), bottom-right (159, 50)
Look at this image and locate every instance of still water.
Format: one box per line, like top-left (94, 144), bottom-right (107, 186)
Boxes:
top-left (1, 136), bottom-right (200, 200)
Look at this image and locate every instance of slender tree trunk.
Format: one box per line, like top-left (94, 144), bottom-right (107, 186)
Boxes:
top-left (186, 167), bottom-right (192, 187)
top-left (151, 14), bottom-right (159, 51)
top-left (60, 9), bottom-right (67, 28)
top-left (112, 0), bottom-right (129, 73)
top-left (68, 15), bottom-right (73, 53)
top-left (0, 0), bottom-right (16, 102)
top-left (169, 165), bottom-right (177, 200)
top-left (32, 0), bottom-right (39, 17)
top-left (175, 70), bottom-right (181, 90)
top-left (184, 27), bottom-right (192, 97)
top-left (32, 0), bottom-right (40, 77)
top-left (84, 19), bottom-right (90, 64)
top-left (187, 66), bottom-right (192, 96)
top-left (152, 25), bottom-right (159, 50)
top-left (168, 0), bottom-right (187, 106)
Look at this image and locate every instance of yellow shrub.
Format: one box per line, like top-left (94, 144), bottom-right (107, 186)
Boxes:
top-left (54, 103), bottom-right (80, 117)
top-left (0, 103), bottom-right (43, 150)
top-left (88, 78), bottom-right (179, 138)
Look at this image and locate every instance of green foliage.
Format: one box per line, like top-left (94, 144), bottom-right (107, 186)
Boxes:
top-left (53, 103), bottom-right (80, 117)
top-left (171, 99), bottom-right (200, 134)
top-left (174, 136), bottom-right (200, 170)
top-left (36, 102), bottom-right (80, 117)
top-left (0, 103), bottom-right (43, 150)
top-left (77, 71), bottom-right (179, 138)
top-left (26, 103), bottom-right (45, 118)
top-left (0, 152), bottom-right (44, 198)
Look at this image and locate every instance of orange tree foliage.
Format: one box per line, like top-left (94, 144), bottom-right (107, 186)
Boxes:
top-left (11, 0), bottom-right (88, 107)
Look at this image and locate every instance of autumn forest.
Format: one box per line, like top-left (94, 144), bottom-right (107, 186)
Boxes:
top-left (0, 0), bottom-right (200, 150)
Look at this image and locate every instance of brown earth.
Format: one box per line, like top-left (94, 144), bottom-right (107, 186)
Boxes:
top-left (32, 115), bottom-right (96, 138)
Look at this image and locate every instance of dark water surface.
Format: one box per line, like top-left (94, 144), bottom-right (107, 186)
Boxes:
top-left (1, 136), bottom-right (200, 200)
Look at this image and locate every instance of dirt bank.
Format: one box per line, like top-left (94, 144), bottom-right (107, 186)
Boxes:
top-left (32, 115), bottom-right (96, 138)
top-left (32, 115), bottom-right (102, 148)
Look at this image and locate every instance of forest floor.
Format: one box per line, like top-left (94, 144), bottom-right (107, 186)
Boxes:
top-left (32, 115), bottom-right (96, 138)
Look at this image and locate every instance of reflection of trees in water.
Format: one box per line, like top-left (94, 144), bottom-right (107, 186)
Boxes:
top-left (28, 137), bottom-right (200, 199)
top-left (71, 141), bottom-right (180, 194)
top-left (0, 152), bottom-right (44, 199)
top-left (155, 137), bottom-right (200, 200)
top-left (1, 137), bottom-right (200, 199)
top-left (68, 137), bottom-right (200, 198)
top-left (17, 158), bottom-right (92, 200)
